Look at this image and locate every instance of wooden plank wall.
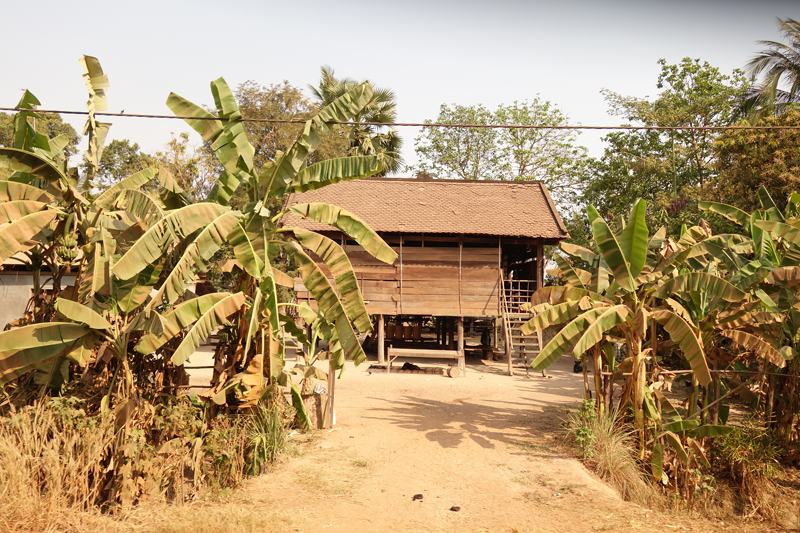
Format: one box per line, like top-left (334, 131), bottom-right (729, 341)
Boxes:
top-left (294, 244), bottom-right (500, 317)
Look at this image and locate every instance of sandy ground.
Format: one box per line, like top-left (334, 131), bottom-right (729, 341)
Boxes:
top-left (181, 348), bottom-right (774, 533)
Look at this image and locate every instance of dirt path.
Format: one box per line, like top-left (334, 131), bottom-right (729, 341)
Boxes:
top-left (241, 355), bottom-right (773, 533)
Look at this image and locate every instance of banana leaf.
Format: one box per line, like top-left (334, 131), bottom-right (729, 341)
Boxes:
top-left (692, 425), bottom-right (733, 438)
top-left (572, 305), bottom-right (631, 358)
top-left (92, 167), bottom-right (158, 210)
top-left (228, 217), bottom-right (267, 279)
top-left (651, 442), bottom-right (664, 479)
top-left (665, 431), bottom-right (688, 462)
top-left (520, 301), bottom-right (585, 334)
top-left (112, 189), bottom-right (164, 222)
top-left (0, 200), bottom-right (48, 223)
top-left (0, 181), bottom-right (52, 202)
top-left (171, 292), bottom-right (246, 366)
top-left (113, 203), bottom-right (231, 280)
top-left (135, 293), bottom-right (232, 354)
top-left (587, 202), bottom-right (644, 292)
top-left (112, 261), bottom-right (163, 314)
top-left (149, 210), bottom-right (241, 306)
top-left (0, 209), bottom-right (58, 263)
top-left (531, 307), bottom-right (608, 371)
top-left (290, 155), bottom-right (382, 193)
top-left (560, 242), bottom-right (598, 263)
top-left (0, 323), bottom-right (91, 384)
top-left (293, 228), bottom-right (372, 333)
top-left (528, 285), bottom-right (612, 307)
top-left (767, 266), bottom-right (800, 288)
top-left (288, 243), bottom-right (366, 365)
top-left (54, 298), bottom-right (112, 330)
top-left (655, 272), bottom-right (746, 302)
top-left (553, 254), bottom-right (588, 288)
top-left (165, 93), bottom-right (223, 142)
top-left (698, 201), bottom-right (750, 227)
top-left (289, 202), bottom-right (396, 264)
top-left (720, 330), bottom-right (786, 368)
top-left (662, 419), bottom-right (700, 433)
top-left (652, 310), bottom-right (711, 386)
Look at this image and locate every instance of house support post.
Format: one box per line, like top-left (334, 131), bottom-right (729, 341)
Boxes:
top-left (457, 316), bottom-right (465, 374)
top-left (378, 314), bottom-right (385, 364)
top-left (326, 360), bottom-right (336, 428)
top-left (448, 318), bottom-right (455, 349)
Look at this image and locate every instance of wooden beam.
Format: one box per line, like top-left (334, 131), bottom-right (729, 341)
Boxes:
top-left (458, 235), bottom-right (463, 316)
top-left (457, 316), bottom-right (465, 374)
top-left (378, 314), bottom-right (385, 364)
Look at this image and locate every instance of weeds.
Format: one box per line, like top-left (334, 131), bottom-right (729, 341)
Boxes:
top-left (245, 401), bottom-right (293, 475)
top-left (563, 400), bottom-right (661, 508)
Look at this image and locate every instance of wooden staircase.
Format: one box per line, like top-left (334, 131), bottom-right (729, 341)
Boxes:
top-left (499, 275), bottom-right (544, 376)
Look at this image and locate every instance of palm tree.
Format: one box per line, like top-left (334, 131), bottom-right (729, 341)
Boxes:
top-left (743, 18), bottom-right (800, 118)
top-left (309, 66), bottom-right (403, 175)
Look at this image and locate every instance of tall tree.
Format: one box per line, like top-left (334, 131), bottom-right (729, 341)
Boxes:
top-left (94, 139), bottom-right (156, 188)
top-left (414, 99), bottom-right (587, 203)
top-left (743, 17), bottom-right (800, 118)
top-left (713, 107), bottom-right (800, 213)
top-left (309, 66), bottom-right (402, 175)
top-left (580, 58), bottom-right (749, 234)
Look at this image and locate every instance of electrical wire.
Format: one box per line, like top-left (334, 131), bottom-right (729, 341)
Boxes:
top-left (3, 106), bottom-right (800, 131)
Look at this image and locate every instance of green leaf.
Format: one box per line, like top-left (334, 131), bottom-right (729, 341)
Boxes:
top-left (54, 298), bottom-right (112, 330)
top-left (288, 243), bottom-right (366, 365)
top-left (698, 201), bottom-right (750, 227)
top-left (553, 255), bottom-right (588, 288)
top-left (92, 167), bottom-right (158, 209)
top-left (520, 302), bottom-right (583, 334)
top-left (149, 210), bottom-right (241, 306)
top-left (618, 198), bottom-right (649, 279)
top-left (665, 431), bottom-right (688, 462)
top-left (560, 242), bottom-right (598, 263)
top-left (692, 425), bottom-right (733, 438)
top-left (290, 383), bottom-right (312, 431)
top-left (228, 218), bottom-right (266, 279)
top-left (290, 155), bottom-right (382, 193)
top-left (652, 310), bottom-right (711, 386)
top-left (0, 200), bottom-right (48, 224)
top-left (165, 93), bottom-right (223, 142)
top-left (588, 205), bottom-right (637, 292)
top-left (294, 228), bottom-right (372, 333)
top-left (662, 419), bottom-right (700, 433)
top-left (531, 308), bottom-right (608, 371)
top-left (755, 219), bottom-right (800, 246)
top-left (171, 292), bottom-right (246, 366)
top-left (113, 262), bottom-right (163, 314)
top-left (135, 293), bottom-right (232, 354)
top-left (113, 203), bottom-right (231, 280)
top-left (0, 323), bottom-right (91, 385)
top-left (0, 209), bottom-right (58, 263)
top-left (720, 330), bottom-right (786, 368)
top-left (289, 202), bottom-right (397, 264)
top-left (651, 442), bottom-right (664, 480)
top-left (572, 305), bottom-right (631, 358)
top-left (0, 181), bottom-right (52, 202)
top-left (655, 272), bottom-right (746, 302)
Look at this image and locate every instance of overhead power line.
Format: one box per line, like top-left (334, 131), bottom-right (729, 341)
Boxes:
top-left (3, 106), bottom-right (800, 131)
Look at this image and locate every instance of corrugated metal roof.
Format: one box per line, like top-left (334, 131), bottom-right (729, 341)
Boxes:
top-left (283, 178), bottom-right (569, 239)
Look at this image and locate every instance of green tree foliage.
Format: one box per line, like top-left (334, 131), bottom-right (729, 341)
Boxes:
top-left (155, 132), bottom-right (217, 202)
top-left (309, 66), bottom-right (402, 175)
top-left (94, 139), bottom-right (156, 188)
top-left (0, 112), bottom-right (81, 159)
top-left (713, 108), bottom-right (800, 213)
top-left (235, 80), bottom-right (348, 171)
top-left (414, 99), bottom-right (588, 203)
top-left (581, 58), bottom-right (750, 235)
top-left (744, 17), bottom-right (800, 118)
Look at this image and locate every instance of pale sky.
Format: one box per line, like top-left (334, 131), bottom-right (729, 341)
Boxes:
top-left (2, 0), bottom-right (797, 171)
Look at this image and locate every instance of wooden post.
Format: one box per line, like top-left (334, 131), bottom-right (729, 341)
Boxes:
top-left (377, 314), bottom-right (385, 364)
top-left (536, 242), bottom-right (544, 290)
top-left (458, 235), bottom-right (463, 316)
top-left (326, 361), bottom-right (336, 428)
top-left (399, 234), bottom-right (404, 314)
top-left (448, 318), bottom-right (455, 349)
top-left (457, 316), bottom-right (465, 374)
top-left (505, 322), bottom-right (513, 377)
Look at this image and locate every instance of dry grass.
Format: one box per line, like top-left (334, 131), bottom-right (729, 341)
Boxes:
top-left (563, 402), bottom-right (662, 509)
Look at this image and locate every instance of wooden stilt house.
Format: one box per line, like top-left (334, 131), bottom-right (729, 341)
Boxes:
top-left (283, 176), bottom-right (569, 375)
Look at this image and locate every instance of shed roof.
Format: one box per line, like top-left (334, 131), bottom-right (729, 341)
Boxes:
top-left (283, 178), bottom-right (569, 240)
